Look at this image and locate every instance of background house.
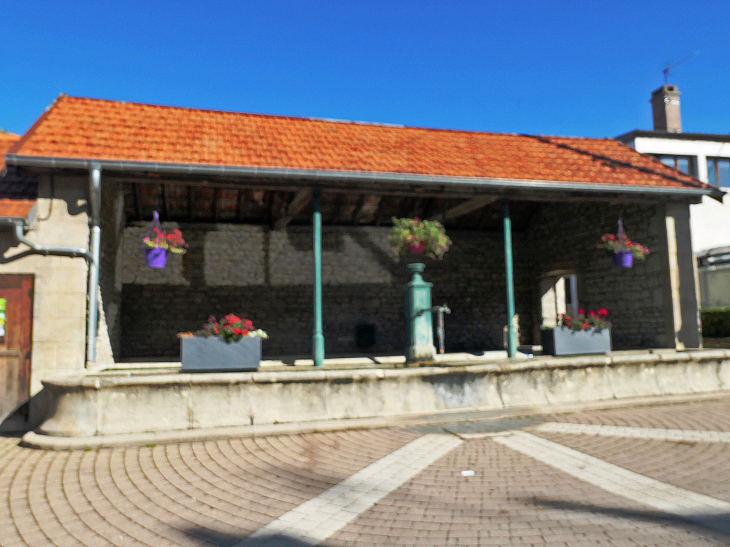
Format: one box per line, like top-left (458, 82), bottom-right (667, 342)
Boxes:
top-left (617, 85), bottom-right (730, 307)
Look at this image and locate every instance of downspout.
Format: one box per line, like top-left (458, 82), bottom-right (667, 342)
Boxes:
top-left (0, 219), bottom-right (93, 261)
top-left (87, 164), bottom-right (102, 364)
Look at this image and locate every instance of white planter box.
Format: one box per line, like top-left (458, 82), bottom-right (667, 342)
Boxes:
top-left (541, 327), bottom-right (612, 356)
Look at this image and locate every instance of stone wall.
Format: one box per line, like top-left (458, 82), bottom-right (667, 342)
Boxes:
top-left (527, 202), bottom-right (671, 349)
top-left (118, 201), bottom-right (678, 359)
top-left (0, 174), bottom-right (90, 393)
top-left (98, 180), bottom-right (125, 362)
top-left (120, 225), bottom-right (533, 358)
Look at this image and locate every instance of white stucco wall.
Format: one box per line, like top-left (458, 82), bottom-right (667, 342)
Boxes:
top-left (626, 136), bottom-right (730, 253)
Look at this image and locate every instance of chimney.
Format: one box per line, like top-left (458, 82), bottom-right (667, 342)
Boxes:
top-left (651, 85), bottom-right (682, 133)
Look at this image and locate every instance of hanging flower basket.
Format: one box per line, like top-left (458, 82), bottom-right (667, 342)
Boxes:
top-left (142, 211), bottom-right (188, 268)
top-left (389, 217), bottom-right (452, 260)
top-left (598, 218), bottom-right (649, 268)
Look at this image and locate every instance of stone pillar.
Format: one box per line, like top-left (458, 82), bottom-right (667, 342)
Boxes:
top-left (405, 263), bottom-right (435, 362)
top-left (663, 202), bottom-right (702, 349)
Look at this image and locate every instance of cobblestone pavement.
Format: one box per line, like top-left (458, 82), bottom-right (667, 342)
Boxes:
top-left (3, 397), bottom-right (730, 546)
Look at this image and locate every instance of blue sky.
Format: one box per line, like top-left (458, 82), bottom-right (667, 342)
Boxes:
top-left (2, 1), bottom-right (729, 138)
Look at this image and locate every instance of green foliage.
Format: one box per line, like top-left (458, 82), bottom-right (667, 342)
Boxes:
top-left (388, 217), bottom-right (452, 260)
top-left (701, 308), bottom-right (730, 337)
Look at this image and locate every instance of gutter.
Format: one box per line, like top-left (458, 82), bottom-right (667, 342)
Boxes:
top-left (5, 154), bottom-right (724, 202)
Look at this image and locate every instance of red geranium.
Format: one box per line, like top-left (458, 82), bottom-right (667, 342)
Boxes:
top-left (192, 314), bottom-right (265, 343)
top-left (557, 309), bottom-right (610, 331)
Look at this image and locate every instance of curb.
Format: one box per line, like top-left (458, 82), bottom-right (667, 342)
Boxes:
top-left (20, 390), bottom-right (730, 451)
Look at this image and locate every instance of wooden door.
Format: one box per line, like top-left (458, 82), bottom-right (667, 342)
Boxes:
top-left (0, 275), bottom-right (33, 423)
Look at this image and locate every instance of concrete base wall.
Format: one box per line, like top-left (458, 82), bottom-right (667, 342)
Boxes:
top-left (36, 350), bottom-right (730, 438)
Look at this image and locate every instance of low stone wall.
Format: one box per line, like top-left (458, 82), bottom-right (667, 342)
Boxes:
top-left (35, 350), bottom-right (730, 439)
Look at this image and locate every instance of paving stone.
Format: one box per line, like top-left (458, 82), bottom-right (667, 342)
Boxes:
top-left (4, 399), bottom-right (730, 545)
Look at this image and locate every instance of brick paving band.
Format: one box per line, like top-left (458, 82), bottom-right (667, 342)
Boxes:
top-left (536, 422), bottom-right (730, 442)
top-left (494, 431), bottom-right (730, 536)
top-left (243, 434), bottom-right (463, 546)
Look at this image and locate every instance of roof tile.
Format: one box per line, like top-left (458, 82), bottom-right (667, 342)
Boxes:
top-left (0, 199), bottom-right (35, 219)
top-left (6, 95), bottom-right (710, 191)
top-left (0, 133), bottom-right (20, 171)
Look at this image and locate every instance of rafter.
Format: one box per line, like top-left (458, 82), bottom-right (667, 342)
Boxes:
top-left (236, 189), bottom-right (245, 221)
top-left (133, 183), bottom-right (142, 220)
top-left (273, 189), bottom-right (311, 230)
top-left (211, 187), bottom-right (219, 219)
top-left (160, 183), bottom-right (170, 218)
top-left (187, 186), bottom-right (194, 221)
top-left (428, 196), bottom-right (498, 223)
top-left (353, 195), bottom-right (382, 225)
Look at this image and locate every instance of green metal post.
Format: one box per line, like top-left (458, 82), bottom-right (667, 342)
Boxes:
top-left (502, 199), bottom-right (518, 358)
top-left (312, 189), bottom-right (325, 366)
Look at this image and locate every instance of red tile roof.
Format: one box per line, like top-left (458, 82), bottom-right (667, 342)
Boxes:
top-left (6, 95), bottom-right (710, 191)
top-left (0, 199), bottom-right (35, 220)
top-left (0, 133), bottom-right (20, 172)
top-left (0, 133), bottom-right (36, 219)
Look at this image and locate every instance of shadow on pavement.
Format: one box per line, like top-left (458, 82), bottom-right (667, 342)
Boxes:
top-left (184, 527), bottom-right (316, 546)
top-left (530, 497), bottom-right (730, 539)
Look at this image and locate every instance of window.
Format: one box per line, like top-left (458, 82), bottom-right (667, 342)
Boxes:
top-left (707, 158), bottom-right (730, 188)
top-left (653, 155), bottom-right (697, 177)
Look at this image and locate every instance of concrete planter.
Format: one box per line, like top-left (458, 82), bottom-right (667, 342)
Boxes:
top-left (541, 327), bottom-right (612, 356)
top-left (180, 336), bottom-right (261, 372)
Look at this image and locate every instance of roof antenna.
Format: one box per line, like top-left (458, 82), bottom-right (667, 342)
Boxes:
top-left (663, 51), bottom-right (698, 86)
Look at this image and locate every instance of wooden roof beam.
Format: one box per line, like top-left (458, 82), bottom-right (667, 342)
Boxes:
top-left (428, 196), bottom-right (498, 222)
top-left (273, 189), bottom-right (312, 230)
top-left (353, 195), bottom-right (381, 225)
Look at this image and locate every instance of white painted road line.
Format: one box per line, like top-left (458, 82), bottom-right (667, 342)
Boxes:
top-left (536, 422), bottom-right (730, 443)
top-left (494, 431), bottom-right (730, 535)
top-left (241, 433), bottom-right (463, 546)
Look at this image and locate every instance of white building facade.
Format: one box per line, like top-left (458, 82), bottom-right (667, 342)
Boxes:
top-left (617, 85), bottom-right (730, 307)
